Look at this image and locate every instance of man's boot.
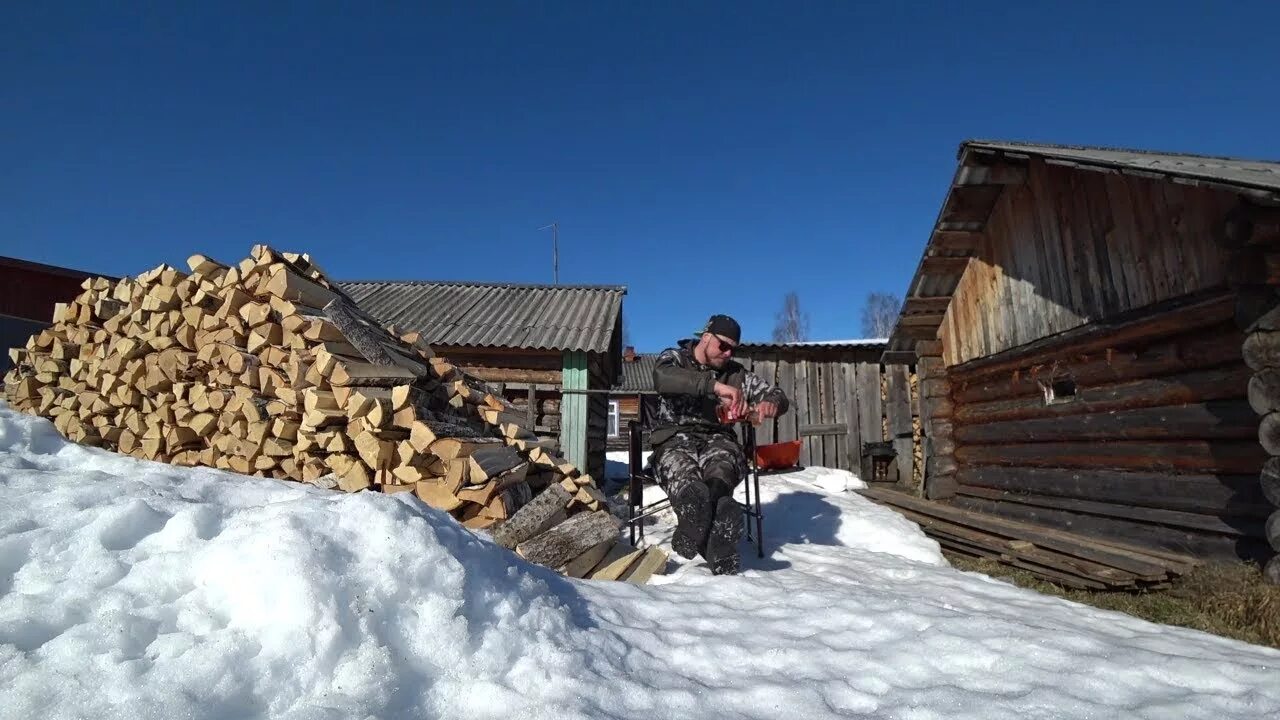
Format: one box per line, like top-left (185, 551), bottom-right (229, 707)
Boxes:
top-left (705, 496), bottom-right (742, 575)
top-left (669, 481), bottom-right (712, 560)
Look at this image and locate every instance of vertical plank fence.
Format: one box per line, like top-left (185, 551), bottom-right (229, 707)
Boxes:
top-left (740, 343), bottom-right (918, 484)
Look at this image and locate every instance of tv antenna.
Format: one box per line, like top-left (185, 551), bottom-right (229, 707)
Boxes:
top-left (538, 222), bottom-right (559, 285)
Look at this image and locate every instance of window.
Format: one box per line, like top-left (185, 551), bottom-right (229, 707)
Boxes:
top-left (1041, 377), bottom-right (1078, 405)
top-left (608, 400), bottom-right (620, 438)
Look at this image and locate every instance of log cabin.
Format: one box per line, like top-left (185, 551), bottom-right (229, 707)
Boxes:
top-left (341, 280), bottom-right (625, 482)
top-left (883, 140), bottom-right (1280, 582)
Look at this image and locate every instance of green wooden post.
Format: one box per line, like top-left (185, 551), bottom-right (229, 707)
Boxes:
top-left (561, 350), bottom-right (589, 471)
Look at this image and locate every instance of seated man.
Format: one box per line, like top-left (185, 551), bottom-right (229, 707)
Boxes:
top-left (650, 314), bottom-right (789, 575)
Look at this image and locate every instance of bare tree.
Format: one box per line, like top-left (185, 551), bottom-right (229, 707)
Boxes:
top-left (861, 292), bottom-right (901, 338)
top-left (772, 292), bottom-right (811, 343)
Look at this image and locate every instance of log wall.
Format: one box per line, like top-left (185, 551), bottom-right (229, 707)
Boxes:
top-left (948, 301), bottom-right (1272, 563)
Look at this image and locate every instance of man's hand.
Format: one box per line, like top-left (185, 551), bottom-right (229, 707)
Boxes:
top-left (754, 401), bottom-right (779, 420)
top-left (714, 382), bottom-right (746, 417)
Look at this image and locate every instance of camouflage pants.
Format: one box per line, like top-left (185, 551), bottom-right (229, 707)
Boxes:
top-left (654, 431), bottom-right (748, 504)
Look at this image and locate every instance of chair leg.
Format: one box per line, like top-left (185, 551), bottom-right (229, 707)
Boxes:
top-left (753, 464), bottom-right (764, 558)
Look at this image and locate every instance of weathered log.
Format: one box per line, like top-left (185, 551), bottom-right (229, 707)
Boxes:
top-left (1263, 457), bottom-right (1280, 507)
top-left (948, 329), bottom-right (1244, 404)
top-left (955, 401), bottom-right (1258, 444)
top-left (954, 440), bottom-right (1266, 475)
top-left (920, 377), bottom-right (950, 400)
top-left (955, 365), bottom-right (1251, 425)
top-left (1244, 331), bottom-right (1280, 372)
top-left (491, 483), bottom-right (573, 549)
top-left (951, 293), bottom-right (1235, 383)
top-left (924, 472), bottom-right (957, 500)
top-left (1267, 510), bottom-right (1280, 552)
top-left (926, 454), bottom-right (958, 478)
top-left (959, 465), bottom-right (1273, 518)
top-left (1249, 369), bottom-right (1280, 416)
top-left (1264, 555), bottom-right (1280, 585)
top-left (1262, 412), bottom-right (1280, 456)
top-left (516, 511), bottom-right (621, 568)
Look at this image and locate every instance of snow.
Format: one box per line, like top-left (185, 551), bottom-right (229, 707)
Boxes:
top-left (2, 403), bottom-right (1279, 719)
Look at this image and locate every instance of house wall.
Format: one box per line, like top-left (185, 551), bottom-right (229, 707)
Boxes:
top-left (940, 159), bottom-right (1239, 367)
top-left (944, 284), bottom-right (1272, 562)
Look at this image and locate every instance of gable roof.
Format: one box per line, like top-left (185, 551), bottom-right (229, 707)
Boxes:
top-left (340, 280), bottom-right (625, 354)
top-left (882, 140), bottom-right (1280, 363)
top-left (612, 353), bottom-right (658, 393)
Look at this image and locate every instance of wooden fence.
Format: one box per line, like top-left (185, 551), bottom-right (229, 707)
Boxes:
top-left (739, 347), bottom-right (918, 483)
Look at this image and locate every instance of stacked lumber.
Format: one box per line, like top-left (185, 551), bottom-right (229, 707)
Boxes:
top-left (859, 487), bottom-right (1195, 590)
top-left (1, 245), bottom-right (665, 583)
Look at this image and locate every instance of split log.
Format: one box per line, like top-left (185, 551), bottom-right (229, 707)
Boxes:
top-left (467, 445), bottom-right (524, 481)
top-left (560, 539), bottom-right (613, 577)
top-left (414, 479), bottom-right (465, 512)
top-left (488, 479), bottom-right (570, 545)
top-left (587, 542), bottom-right (643, 581)
top-left (620, 546), bottom-right (669, 584)
top-left (1268, 511), bottom-right (1280, 552)
top-left (516, 511), bottom-right (621, 568)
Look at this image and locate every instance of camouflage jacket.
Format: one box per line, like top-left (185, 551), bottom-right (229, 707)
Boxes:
top-left (649, 339), bottom-right (789, 446)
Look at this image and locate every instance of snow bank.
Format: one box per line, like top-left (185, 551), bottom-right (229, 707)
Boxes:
top-left (3, 404), bottom-right (1279, 719)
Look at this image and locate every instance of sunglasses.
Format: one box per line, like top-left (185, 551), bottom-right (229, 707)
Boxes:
top-left (714, 337), bottom-right (737, 353)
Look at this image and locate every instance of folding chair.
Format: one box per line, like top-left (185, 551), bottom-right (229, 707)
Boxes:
top-left (622, 412), bottom-right (765, 559)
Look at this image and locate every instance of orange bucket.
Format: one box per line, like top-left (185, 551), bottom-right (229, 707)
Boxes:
top-left (755, 440), bottom-right (802, 470)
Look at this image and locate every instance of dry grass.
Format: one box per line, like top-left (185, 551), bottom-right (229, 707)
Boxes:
top-left (945, 552), bottom-right (1280, 650)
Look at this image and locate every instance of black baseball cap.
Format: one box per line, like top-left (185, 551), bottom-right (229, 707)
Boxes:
top-left (698, 314), bottom-right (741, 344)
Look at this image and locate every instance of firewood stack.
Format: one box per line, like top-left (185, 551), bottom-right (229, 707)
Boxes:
top-left (1, 245), bottom-right (667, 583)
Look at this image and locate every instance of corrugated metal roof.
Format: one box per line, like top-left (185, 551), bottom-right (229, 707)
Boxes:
top-left (612, 353), bottom-right (658, 392)
top-left (340, 280), bottom-right (625, 354)
top-left (739, 338), bottom-right (888, 352)
top-left (965, 140), bottom-right (1280, 195)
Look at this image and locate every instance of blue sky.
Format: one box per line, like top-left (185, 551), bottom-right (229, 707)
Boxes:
top-left (3, 2), bottom-right (1279, 351)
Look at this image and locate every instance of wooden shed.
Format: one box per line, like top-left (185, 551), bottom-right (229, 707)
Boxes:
top-left (607, 346), bottom-right (658, 452)
top-left (341, 280), bottom-right (625, 482)
top-left (884, 140), bottom-right (1280, 580)
top-left (1, 256), bottom-right (111, 374)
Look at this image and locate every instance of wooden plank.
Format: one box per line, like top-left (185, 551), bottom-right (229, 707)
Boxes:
top-left (931, 231), bottom-right (981, 253)
top-left (886, 364), bottom-right (912, 484)
top-left (951, 494), bottom-right (1262, 564)
top-left (920, 256), bottom-right (972, 276)
top-left (561, 351), bottom-right (589, 472)
top-left (776, 358), bottom-right (797, 444)
top-left (902, 297), bottom-right (953, 315)
top-left (859, 487), bottom-right (1180, 578)
top-left (832, 361), bottom-right (850, 472)
top-left (817, 360), bottom-right (833, 468)
top-left (755, 358), bottom-right (777, 445)
top-left (955, 164), bottom-right (1028, 186)
top-left (856, 362), bottom-right (882, 480)
top-left (843, 362), bottom-right (860, 472)
top-left (800, 423), bottom-right (848, 436)
top-left (795, 359), bottom-right (812, 467)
